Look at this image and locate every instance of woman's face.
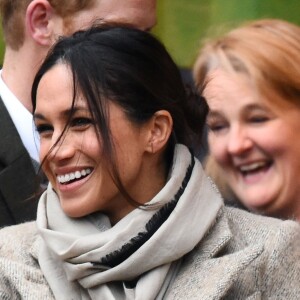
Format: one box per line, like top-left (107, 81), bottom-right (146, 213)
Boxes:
top-left (204, 69), bottom-right (300, 218)
top-left (34, 63), bottom-right (155, 222)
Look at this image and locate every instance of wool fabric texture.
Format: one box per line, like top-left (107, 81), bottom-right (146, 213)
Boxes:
top-left (1, 145), bottom-right (300, 299)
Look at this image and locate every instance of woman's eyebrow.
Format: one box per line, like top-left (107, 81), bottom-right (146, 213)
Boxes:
top-left (242, 103), bottom-right (268, 114)
top-left (33, 106), bottom-right (89, 121)
top-left (33, 113), bottom-right (46, 121)
top-left (207, 110), bottom-right (222, 120)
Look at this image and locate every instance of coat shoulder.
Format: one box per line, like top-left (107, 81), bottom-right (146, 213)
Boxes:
top-left (0, 222), bottom-right (53, 299)
top-left (225, 206), bottom-right (300, 245)
top-left (0, 222), bottom-right (38, 260)
top-left (168, 207), bottom-right (300, 299)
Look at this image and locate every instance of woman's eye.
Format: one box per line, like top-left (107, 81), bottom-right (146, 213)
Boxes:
top-left (249, 115), bottom-right (269, 123)
top-left (207, 120), bottom-right (228, 133)
top-left (35, 124), bottom-right (53, 135)
top-left (71, 117), bottom-right (93, 127)
top-left (208, 124), bottom-right (227, 132)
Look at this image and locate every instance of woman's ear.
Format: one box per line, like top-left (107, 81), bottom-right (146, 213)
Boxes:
top-left (147, 110), bottom-right (173, 154)
top-left (25, 0), bottom-right (57, 46)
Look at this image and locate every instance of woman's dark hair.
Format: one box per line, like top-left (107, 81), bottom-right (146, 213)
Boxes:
top-left (32, 23), bottom-right (208, 206)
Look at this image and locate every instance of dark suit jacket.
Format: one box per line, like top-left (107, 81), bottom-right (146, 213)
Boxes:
top-left (0, 97), bottom-right (39, 227)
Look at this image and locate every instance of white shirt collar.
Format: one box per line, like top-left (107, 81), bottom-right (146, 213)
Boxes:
top-left (0, 70), bottom-right (40, 162)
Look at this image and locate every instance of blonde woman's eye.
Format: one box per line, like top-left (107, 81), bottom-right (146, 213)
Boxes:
top-left (249, 116), bottom-right (269, 123)
top-left (207, 122), bottom-right (227, 132)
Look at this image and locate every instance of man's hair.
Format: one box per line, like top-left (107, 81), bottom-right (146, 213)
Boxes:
top-left (0, 0), bottom-right (32, 49)
top-left (0, 0), bottom-right (94, 50)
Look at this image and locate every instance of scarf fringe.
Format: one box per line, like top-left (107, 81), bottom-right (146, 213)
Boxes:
top-left (94, 151), bottom-right (195, 268)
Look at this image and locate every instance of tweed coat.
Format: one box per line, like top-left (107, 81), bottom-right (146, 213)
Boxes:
top-left (0, 97), bottom-right (39, 227)
top-left (0, 205), bottom-right (299, 299)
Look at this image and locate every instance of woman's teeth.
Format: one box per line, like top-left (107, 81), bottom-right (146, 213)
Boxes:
top-left (57, 168), bottom-right (92, 184)
top-left (239, 161), bottom-right (271, 175)
top-left (240, 162), bottom-right (267, 172)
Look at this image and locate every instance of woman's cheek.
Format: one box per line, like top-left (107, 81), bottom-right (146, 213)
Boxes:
top-left (208, 135), bottom-right (225, 164)
top-left (39, 139), bottom-right (50, 163)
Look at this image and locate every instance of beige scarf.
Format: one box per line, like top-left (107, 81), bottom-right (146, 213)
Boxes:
top-left (37, 144), bottom-right (223, 299)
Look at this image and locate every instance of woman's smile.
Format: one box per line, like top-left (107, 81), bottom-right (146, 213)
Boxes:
top-left (56, 168), bottom-right (92, 184)
top-left (55, 167), bottom-right (94, 195)
top-left (235, 159), bottom-right (273, 184)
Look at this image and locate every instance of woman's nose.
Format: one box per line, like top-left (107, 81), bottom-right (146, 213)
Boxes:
top-left (48, 133), bottom-right (76, 162)
top-left (227, 126), bottom-right (253, 156)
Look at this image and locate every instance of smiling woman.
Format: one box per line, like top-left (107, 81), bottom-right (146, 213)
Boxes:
top-left (194, 18), bottom-right (300, 221)
top-left (0, 24), bottom-right (300, 299)
top-left (34, 62), bottom-right (171, 222)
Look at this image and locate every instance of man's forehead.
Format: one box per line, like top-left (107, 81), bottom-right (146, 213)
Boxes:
top-left (76, 0), bottom-right (157, 31)
top-left (89, 0), bottom-right (156, 30)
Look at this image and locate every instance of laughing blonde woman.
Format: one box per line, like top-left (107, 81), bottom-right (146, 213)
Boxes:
top-left (194, 19), bottom-right (300, 221)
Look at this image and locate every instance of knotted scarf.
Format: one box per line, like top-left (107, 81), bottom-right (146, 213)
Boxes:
top-left (37, 144), bottom-right (223, 299)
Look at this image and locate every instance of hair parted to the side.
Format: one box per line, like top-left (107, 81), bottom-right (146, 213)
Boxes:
top-left (193, 18), bottom-right (300, 105)
top-left (0, 0), bottom-right (95, 50)
top-left (31, 23), bottom-right (208, 207)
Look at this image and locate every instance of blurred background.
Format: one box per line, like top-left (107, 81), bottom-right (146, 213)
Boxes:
top-left (0, 0), bottom-right (299, 68)
top-left (153, 0), bottom-right (300, 69)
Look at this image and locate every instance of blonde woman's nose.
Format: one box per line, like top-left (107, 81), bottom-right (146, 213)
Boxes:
top-left (227, 126), bottom-right (253, 156)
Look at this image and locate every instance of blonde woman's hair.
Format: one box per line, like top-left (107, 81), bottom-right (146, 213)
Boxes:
top-left (194, 19), bottom-right (300, 105)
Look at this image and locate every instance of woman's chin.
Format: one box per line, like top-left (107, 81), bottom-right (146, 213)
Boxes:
top-left (235, 186), bottom-right (280, 214)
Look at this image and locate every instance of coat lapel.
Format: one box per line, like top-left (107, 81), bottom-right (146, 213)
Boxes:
top-left (0, 97), bottom-right (39, 225)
